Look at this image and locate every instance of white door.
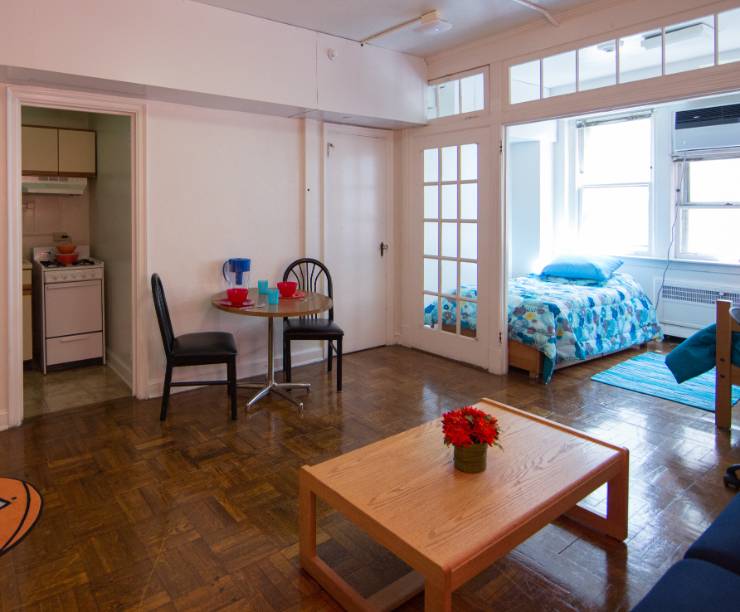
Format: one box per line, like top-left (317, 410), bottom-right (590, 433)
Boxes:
top-left (325, 125), bottom-right (390, 354)
top-left (408, 128), bottom-right (492, 368)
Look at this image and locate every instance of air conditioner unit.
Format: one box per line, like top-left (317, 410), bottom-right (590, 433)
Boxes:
top-left (673, 103), bottom-right (740, 154)
top-left (654, 278), bottom-right (740, 337)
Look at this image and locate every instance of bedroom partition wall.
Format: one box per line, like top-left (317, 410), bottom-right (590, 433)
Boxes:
top-left (401, 0), bottom-right (740, 376)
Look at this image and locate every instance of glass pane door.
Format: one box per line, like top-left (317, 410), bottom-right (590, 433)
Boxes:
top-left (423, 143), bottom-right (479, 338)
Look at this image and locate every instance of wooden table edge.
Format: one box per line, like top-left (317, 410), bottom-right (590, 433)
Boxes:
top-left (299, 467), bottom-right (446, 582)
top-left (478, 398), bottom-right (629, 455)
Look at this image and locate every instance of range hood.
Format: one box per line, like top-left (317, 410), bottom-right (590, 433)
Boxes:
top-left (22, 176), bottom-right (87, 195)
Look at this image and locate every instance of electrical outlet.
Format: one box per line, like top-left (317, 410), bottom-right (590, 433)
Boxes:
top-left (52, 232), bottom-right (70, 242)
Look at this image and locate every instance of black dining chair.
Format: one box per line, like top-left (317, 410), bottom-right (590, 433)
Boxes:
top-left (151, 273), bottom-right (238, 421)
top-left (282, 258), bottom-right (344, 391)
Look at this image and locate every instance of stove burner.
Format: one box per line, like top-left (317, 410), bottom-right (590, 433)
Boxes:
top-left (41, 258), bottom-right (99, 268)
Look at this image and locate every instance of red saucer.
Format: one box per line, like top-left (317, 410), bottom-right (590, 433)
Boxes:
top-left (218, 298), bottom-right (255, 308)
top-left (280, 291), bottom-right (306, 300)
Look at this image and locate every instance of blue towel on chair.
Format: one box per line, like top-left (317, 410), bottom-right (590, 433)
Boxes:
top-left (665, 324), bottom-right (740, 384)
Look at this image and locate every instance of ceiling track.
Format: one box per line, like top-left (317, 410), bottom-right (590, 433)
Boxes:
top-left (511, 0), bottom-right (559, 27)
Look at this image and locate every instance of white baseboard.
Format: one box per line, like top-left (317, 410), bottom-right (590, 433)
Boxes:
top-left (0, 410), bottom-right (8, 432)
top-left (106, 349), bottom-right (133, 389)
top-left (146, 345), bottom-right (324, 398)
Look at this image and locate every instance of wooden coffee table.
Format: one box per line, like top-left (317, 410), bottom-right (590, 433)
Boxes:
top-left (299, 398), bottom-right (628, 612)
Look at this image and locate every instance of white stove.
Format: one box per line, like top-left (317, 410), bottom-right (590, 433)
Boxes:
top-left (32, 246), bottom-right (106, 373)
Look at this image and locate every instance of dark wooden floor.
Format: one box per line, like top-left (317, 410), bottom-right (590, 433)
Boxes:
top-left (2, 343), bottom-right (739, 611)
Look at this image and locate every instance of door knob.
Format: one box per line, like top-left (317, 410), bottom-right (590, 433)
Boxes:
top-left (379, 242), bottom-right (389, 257)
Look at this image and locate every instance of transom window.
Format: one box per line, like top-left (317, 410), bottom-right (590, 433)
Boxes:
top-left (423, 144), bottom-right (479, 337)
top-left (509, 7), bottom-right (740, 104)
top-left (576, 115), bottom-right (653, 255)
top-left (676, 155), bottom-right (740, 263)
top-left (426, 70), bottom-right (486, 120)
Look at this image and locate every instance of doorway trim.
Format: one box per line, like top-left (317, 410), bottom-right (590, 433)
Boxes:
top-left (321, 122), bottom-right (396, 346)
top-left (5, 85), bottom-right (147, 428)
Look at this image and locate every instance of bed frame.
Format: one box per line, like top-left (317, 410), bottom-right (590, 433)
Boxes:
top-left (715, 300), bottom-right (740, 429)
top-left (508, 340), bottom-right (544, 379)
top-left (508, 340), bottom-right (648, 380)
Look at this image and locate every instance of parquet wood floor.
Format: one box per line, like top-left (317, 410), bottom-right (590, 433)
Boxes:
top-left (2, 343), bottom-right (739, 611)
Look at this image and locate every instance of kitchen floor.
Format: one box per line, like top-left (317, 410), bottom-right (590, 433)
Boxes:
top-left (23, 364), bottom-right (131, 418)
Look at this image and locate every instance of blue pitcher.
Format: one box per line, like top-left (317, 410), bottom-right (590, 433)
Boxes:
top-left (222, 258), bottom-right (251, 290)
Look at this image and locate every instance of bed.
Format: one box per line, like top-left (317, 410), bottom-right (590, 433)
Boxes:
top-left (422, 271), bottom-right (662, 383)
top-left (508, 272), bottom-right (662, 382)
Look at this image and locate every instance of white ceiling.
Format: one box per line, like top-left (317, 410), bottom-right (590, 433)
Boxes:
top-left (190, 0), bottom-right (598, 56)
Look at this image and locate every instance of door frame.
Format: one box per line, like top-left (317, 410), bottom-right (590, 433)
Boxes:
top-left (407, 126), bottom-right (494, 368)
top-left (4, 85), bottom-right (147, 428)
top-left (321, 122), bottom-right (395, 347)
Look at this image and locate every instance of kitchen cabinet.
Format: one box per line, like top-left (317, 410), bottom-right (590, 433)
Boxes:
top-left (22, 265), bottom-right (32, 362)
top-left (59, 129), bottom-right (96, 175)
top-left (22, 126), bottom-right (96, 176)
top-left (22, 126), bottom-right (58, 174)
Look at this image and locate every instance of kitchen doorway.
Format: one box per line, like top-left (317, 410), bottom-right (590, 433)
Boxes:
top-left (5, 87), bottom-right (147, 427)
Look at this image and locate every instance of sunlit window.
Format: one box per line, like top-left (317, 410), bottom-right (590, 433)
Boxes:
top-left (677, 156), bottom-right (740, 263)
top-left (576, 115), bottom-right (653, 255)
top-left (426, 71), bottom-right (486, 120)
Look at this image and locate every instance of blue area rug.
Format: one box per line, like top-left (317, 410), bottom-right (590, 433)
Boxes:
top-left (591, 352), bottom-right (740, 412)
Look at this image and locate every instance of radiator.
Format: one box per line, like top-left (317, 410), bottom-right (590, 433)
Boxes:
top-left (654, 279), bottom-right (740, 338)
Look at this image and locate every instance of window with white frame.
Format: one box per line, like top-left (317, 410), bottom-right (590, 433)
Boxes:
top-left (676, 154), bottom-right (740, 263)
top-left (575, 114), bottom-right (653, 255)
top-left (423, 144), bottom-right (479, 337)
top-left (426, 69), bottom-right (486, 120)
top-left (508, 7), bottom-right (740, 105)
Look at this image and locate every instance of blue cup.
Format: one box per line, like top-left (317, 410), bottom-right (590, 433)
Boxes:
top-left (258, 279), bottom-right (269, 294)
top-left (267, 288), bottom-right (280, 305)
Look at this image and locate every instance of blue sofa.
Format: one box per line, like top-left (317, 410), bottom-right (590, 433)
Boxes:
top-left (632, 493), bottom-right (740, 611)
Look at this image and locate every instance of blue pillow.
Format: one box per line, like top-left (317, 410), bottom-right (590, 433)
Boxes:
top-left (541, 256), bottom-right (623, 282)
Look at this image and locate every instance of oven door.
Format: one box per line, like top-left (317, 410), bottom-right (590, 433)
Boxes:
top-left (45, 280), bottom-right (103, 338)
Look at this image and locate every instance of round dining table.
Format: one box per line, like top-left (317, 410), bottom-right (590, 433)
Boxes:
top-left (212, 289), bottom-right (333, 411)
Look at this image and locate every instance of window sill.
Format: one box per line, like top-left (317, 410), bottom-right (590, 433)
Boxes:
top-left (620, 254), bottom-right (740, 273)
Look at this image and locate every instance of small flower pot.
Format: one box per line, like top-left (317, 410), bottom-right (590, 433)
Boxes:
top-left (453, 443), bottom-right (487, 473)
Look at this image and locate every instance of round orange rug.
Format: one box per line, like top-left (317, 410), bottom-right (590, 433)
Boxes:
top-left (0, 477), bottom-right (42, 556)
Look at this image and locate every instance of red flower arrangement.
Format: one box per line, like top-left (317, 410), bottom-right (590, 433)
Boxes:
top-left (442, 406), bottom-right (502, 448)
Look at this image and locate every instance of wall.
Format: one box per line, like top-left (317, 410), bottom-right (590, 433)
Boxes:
top-left (144, 100), bottom-right (308, 394)
top-left (90, 113), bottom-right (132, 385)
top-left (0, 0), bottom-right (426, 126)
top-left (507, 142), bottom-right (541, 277)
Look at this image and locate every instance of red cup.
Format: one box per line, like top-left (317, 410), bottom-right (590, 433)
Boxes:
top-left (227, 287), bottom-right (248, 306)
top-left (277, 281), bottom-right (297, 298)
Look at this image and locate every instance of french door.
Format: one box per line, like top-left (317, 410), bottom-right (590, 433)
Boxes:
top-left (410, 128), bottom-right (491, 367)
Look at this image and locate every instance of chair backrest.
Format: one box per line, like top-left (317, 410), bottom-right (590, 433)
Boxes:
top-left (283, 258), bottom-right (334, 320)
top-left (151, 273), bottom-right (175, 356)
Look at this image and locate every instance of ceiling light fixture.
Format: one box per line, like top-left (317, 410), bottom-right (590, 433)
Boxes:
top-left (360, 10), bottom-right (452, 46)
top-left (415, 10), bottom-right (453, 35)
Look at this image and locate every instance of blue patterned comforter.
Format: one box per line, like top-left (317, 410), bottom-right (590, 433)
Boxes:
top-left (509, 273), bottom-right (662, 382)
